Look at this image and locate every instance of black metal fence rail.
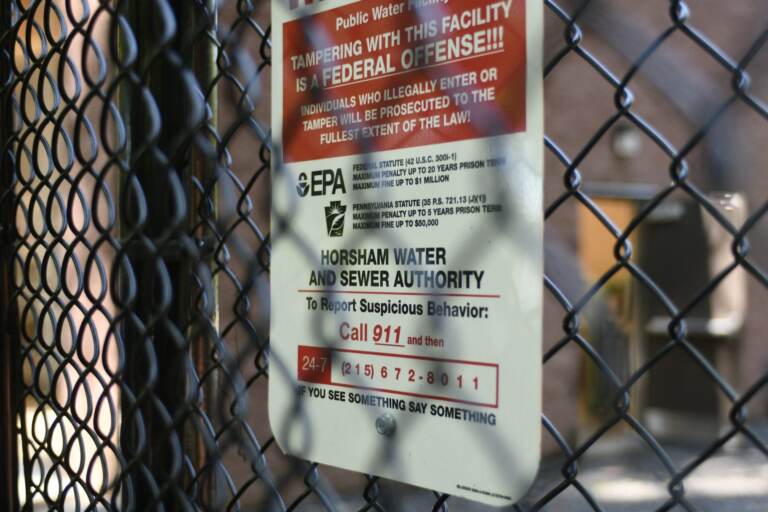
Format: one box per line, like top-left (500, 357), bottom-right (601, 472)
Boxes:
top-left (0, 0), bottom-right (766, 510)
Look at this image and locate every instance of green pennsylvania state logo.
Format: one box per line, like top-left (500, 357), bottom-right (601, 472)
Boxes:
top-left (324, 201), bottom-right (346, 237)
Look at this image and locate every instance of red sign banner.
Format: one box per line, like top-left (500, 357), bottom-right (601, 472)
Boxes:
top-left (282, 0), bottom-right (527, 162)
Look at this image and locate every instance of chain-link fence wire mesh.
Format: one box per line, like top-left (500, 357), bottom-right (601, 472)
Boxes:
top-left (0, 0), bottom-right (767, 510)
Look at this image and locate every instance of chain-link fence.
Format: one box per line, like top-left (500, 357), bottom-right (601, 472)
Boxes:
top-left (0, 0), bottom-right (767, 510)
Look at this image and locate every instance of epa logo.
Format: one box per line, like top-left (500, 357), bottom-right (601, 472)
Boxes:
top-left (296, 173), bottom-right (310, 197)
top-left (297, 169), bottom-right (346, 198)
top-left (325, 201), bottom-right (347, 237)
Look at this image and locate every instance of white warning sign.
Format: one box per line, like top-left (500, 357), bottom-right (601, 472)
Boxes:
top-left (270, 0), bottom-right (543, 505)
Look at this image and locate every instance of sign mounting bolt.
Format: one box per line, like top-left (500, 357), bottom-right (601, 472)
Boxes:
top-left (376, 414), bottom-right (396, 436)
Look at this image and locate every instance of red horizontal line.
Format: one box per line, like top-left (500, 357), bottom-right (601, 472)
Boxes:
top-left (297, 289), bottom-right (501, 299)
top-left (326, 382), bottom-right (498, 409)
top-left (374, 343), bottom-right (405, 348)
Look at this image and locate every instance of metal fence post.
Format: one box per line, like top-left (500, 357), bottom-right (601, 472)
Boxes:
top-left (186, 0), bottom-right (222, 507)
top-left (117, 0), bottom-right (221, 508)
top-left (117, 1), bottom-right (192, 508)
top-left (0, 2), bottom-right (19, 510)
